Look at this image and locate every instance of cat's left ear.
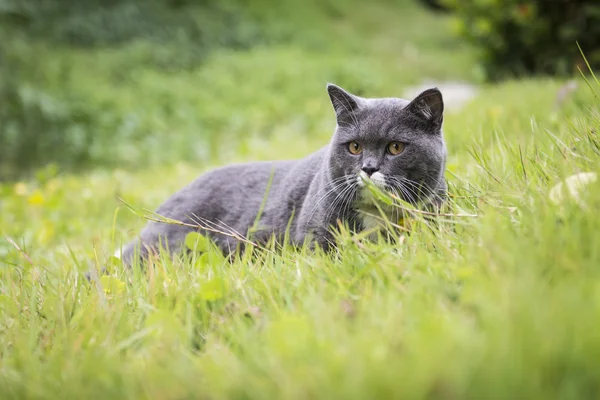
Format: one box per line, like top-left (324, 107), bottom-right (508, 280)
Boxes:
top-left (405, 88), bottom-right (444, 130)
top-left (326, 83), bottom-right (362, 123)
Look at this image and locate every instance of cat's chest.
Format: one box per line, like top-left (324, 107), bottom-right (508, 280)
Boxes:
top-left (358, 212), bottom-right (383, 239)
top-left (356, 209), bottom-right (397, 240)
top-left (354, 185), bottom-right (399, 241)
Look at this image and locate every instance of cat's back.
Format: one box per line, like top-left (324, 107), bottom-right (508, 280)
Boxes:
top-left (154, 150), bottom-right (326, 222)
top-left (187, 147), bottom-right (328, 199)
top-left (156, 161), bottom-right (287, 217)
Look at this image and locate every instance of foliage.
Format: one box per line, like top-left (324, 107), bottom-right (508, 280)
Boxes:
top-left (418, 0), bottom-right (450, 12)
top-left (0, 0), bottom-right (475, 180)
top-left (0, 0), bottom-right (272, 180)
top-left (0, 56), bottom-right (93, 179)
top-left (447, 0), bottom-right (600, 80)
top-left (0, 0), bottom-right (272, 67)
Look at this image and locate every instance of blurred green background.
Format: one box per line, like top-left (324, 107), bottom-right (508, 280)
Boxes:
top-left (1, 0), bottom-right (465, 179)
top-left (1, 0), bottom-right (595, 181)
top-left (2, 2), bottom-right (600, 398)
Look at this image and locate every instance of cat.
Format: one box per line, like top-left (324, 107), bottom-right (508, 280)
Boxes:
top-left (119, 83), bottom-right (447, 265)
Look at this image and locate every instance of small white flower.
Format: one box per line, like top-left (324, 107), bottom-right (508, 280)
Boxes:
top-left (549, 172), bottom-right (597, 205)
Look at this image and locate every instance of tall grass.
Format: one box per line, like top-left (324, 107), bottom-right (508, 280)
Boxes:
top-left (1, 1), bottom-right (600, 398)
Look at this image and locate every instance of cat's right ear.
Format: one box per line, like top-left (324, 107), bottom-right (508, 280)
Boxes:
top-left (405, 88), bottom-right (444, 130)
top-left (326, 83), bottom-right (361, 123)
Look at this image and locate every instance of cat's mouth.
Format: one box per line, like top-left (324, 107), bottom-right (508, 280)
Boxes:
top-left (356, 171), bottom-right (421, 205)
top-left (357, 171), bottom-right (386, 189)
top-left (356, 171), bottom-right (392, 206)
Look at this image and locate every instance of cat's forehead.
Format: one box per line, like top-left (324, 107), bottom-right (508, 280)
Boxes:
top-left (361, 97), bottom-right (411, 116)
top-left (352, 98), bottom-right (413, 137)
top-left (365, 97), bottom-right (410, 108)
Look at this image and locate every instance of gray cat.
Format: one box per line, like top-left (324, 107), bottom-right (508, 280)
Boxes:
top-left (120, 84), bottom-right (447, 265)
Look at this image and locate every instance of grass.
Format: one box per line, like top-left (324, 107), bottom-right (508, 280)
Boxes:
top-left (0, 0), bottom-right (476, 178)
top-left (1, 0), bottom-right (600, 398)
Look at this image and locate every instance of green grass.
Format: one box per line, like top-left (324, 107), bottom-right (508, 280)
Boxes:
top-left (2, 1), bottom-right (600, 398)
top-left (0, 0), bottom-right (476, 178)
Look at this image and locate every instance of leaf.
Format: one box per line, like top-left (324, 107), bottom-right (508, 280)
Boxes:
top-left (196, 250), bottom-right (225, 268)
top-left (107, 256), bottom-right (122, 270)
top-left (185, 231), bottom-right (212, 253)
top-left (199, 278), bottom-right (225, 301)
top-left (100, 276), bottom-right (126, 295)
top-left (364, 179), bottom-right (393, 205)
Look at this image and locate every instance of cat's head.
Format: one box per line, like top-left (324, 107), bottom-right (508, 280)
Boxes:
top-left (326, 83), bottom-right (447, 205)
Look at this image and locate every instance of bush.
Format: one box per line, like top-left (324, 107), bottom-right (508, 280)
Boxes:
top-left (447, 0), bottom-right (600, 80)
top-left (0, 0), bottom-right (276, 180)
top-left (0, 0), bottom-right (269, 70)
top-left (0, 74), bottom-right (98, 180)
top-left (418, 0), bottom-right (450, 12)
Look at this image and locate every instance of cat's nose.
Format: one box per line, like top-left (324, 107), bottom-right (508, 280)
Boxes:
top-left (361, 166), bottom-right (379, 177)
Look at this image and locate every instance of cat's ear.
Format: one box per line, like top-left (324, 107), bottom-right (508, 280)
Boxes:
top-left (405, 88), bottom-right (444, 130)
top-left (326, 83), bottom-right (361, 122)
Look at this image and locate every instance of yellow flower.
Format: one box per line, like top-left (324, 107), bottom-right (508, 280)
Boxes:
top-left (27, 191), bottom-right (45, 206)
top-left (100, 276), bottom-right (126, 295)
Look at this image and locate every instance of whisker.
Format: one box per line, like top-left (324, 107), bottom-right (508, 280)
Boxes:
top-left (324, 182), bottom-right (356, 228)
top-left (304, 176), bottom-right (354, 223)
top-left (387, 176), bottom-right (436, 204)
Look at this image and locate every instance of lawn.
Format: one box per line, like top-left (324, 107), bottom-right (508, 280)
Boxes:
top-left (1, 0), bottom-right (600, 398)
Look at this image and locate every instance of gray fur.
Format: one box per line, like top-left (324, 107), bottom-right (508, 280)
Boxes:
top-left (120, 84), bottom-right (447, 265)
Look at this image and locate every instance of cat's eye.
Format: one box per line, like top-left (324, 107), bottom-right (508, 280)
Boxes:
top-left (348, 141), bottom-right (362, 155)
top-left (387, 141), bottom-right (405, 155)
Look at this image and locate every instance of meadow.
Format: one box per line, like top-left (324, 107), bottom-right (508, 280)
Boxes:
top-left (1, 0), bottom-right (600, 398)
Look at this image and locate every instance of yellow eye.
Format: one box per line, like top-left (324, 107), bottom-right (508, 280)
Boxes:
top-left (348, 141), bottom-right (362, 155)
top-left (387, 141), bottom-right (405, 155)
